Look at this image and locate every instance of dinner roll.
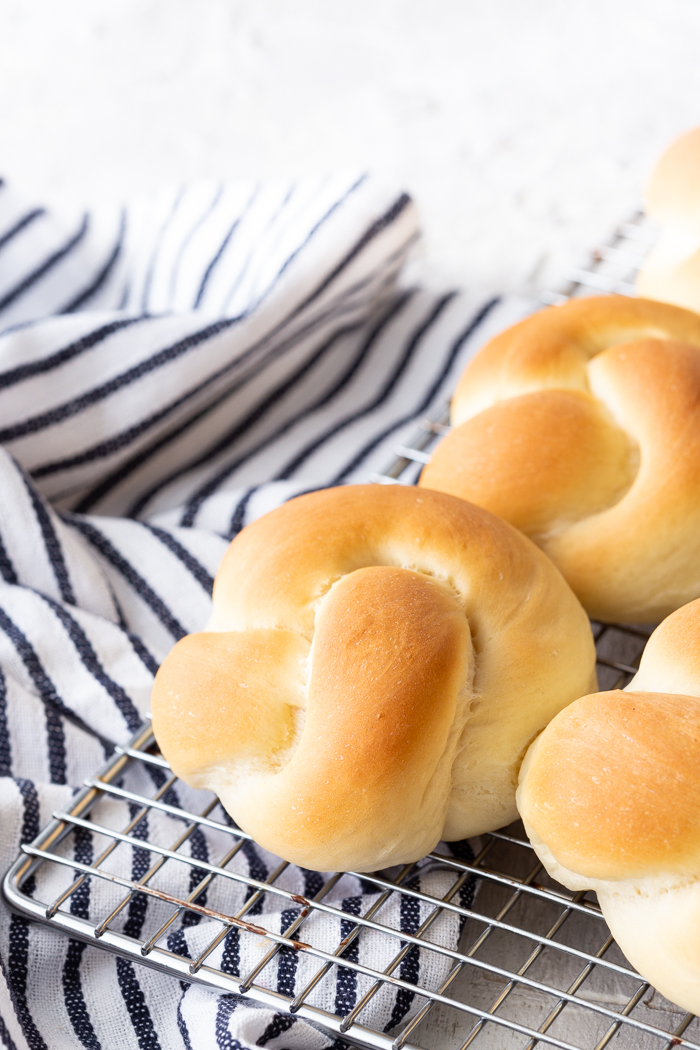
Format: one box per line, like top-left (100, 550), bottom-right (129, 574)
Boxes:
top-left (518, 598), bottom-right (700, 1014)
top-left (152, 485), bottom-right (595, 872)
top-left (637, 126), bottom-right (700, 312)
top-left (420, 295), bottom-right (700, 623)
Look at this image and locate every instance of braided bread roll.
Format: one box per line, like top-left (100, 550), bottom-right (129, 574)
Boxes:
top-left (152, 485), bottom-right (595, 872)
top-left (518, 598), bottom-right (700, 1014)
top-left (420, 295), bottom-right (700, 623)
top-left (637, 126), bottom-right (700, 313)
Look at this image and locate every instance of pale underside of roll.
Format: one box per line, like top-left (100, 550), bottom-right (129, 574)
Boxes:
top-left (420, 295), bottom-right (700, 623)
top-left (637, 126), bottom-right (700, 313)
top-left (517, 597), bottom-right (700, 1015)
top-left (152, 485), bottom-right (596, 872)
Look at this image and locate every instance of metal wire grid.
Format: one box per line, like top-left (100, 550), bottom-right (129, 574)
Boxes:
top-left (5, 209), bottom-right (695, 1050)
top-left (4, 625), bottom-right (699, 1050)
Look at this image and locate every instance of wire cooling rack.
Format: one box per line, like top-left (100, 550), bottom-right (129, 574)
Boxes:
top-left (6, 209), bottom-right (696, 1050)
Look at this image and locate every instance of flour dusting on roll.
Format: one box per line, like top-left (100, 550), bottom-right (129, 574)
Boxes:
top-left (152, 485), bottom-right (595, 872)
top-left (518, 597), bottom-right (700, 1014)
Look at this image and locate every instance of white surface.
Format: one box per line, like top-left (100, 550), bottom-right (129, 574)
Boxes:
top-left (2, 0), bottom-right (700, 299)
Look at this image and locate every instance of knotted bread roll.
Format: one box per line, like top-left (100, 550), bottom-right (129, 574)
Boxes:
top-left (152, 485), bottom-right (595, 872)
top-left (419, 295), bottom-right (700, 623)
top-left (637, 126), bottom-right (700, 313)
top-left (518, 598), bottom-right (700, 1014)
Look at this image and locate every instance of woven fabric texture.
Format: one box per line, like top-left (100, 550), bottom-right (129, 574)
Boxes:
top-left (0, 173), bottom-right (512, 1050)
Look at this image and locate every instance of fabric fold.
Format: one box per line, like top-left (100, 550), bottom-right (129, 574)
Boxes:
top-left (0, 173), bottom-right (518, 1049)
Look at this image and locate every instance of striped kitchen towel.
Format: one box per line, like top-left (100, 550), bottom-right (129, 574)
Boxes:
top-left (0, 172), bottom-right (525, 1050)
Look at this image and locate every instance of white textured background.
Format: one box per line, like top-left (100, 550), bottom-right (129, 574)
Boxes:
top-left (2, 0), bottom-right (700, 298)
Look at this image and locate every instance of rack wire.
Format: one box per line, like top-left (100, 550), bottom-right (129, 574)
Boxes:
top-left (5, 209), bottom-right (695, 1050)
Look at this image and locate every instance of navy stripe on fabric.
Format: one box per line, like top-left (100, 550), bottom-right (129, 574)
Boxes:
top-left (60, 209), bottom-right (127, 314)
top-left (383, 877), bottom-right (421, 1033)
top-left (7, 779), bottom-right (49, 1050)
top-left (141, 758), bottom-right (182, 811)
top-left (17, 776), bottom-right (40, 846)
top-left (181, 827), bottom-right (209, 928)
top-left (175, 987), bottom-right (194, 1050)
top-left (38, 242), bottom-right (409, 497)
top-left (276, 908), bottom-right (301, 998)
top-left (220, 931), bottom-right (240, 979)
top-left (302, 869), bottom-right (324, 899)
top-left (37, 339), bottom-right (258, 490)
top-left (0, 669), bottom-right (10, 776)
top-left (32, 269), bottom-right (378, 485)
top-left (219, 183), bottom-right (296, 315)
top-left (275, 291), bottom-right (453, 481)
top-left (227, 486), bottom-right (258, 538)
top-left (0, 317), bottom-right (140, 391)
top-left (172, 290), bottom-right (412, 527)
top-left (230, 175), bottom-right (368, 325)
top-left (67, 519), bottom-right (187, 641)
top-left (140, 186), bottom-right (187, 313)
top-left (256, 1012), bottom-right (297, 1047)
top-left (62, 827), bottom-right (102, 1050)
top-left (44, 702), bottom-right (67, 785)
top-left (0, 316), bottom-right (238, 443)
top-left (74, 308), bottom-right (365, 514)
top-left (166, 929), bottom-right (191, 960)
top-left (241, 841), bottom-right (268, 914)
top-left (95, 572), bottom-right (160, 678)
top-left (0, 208), bottom-right (46, 253)
top-left (168, 183), bottom-right (224, 303)
top-left (115, 959), bottom-right (161, 1050)
top-left (0, 214), bottom-right (90, 314)
top-left (331, 296), bottom-right (500, 483)
top-left (6, 916), bottom-right (48, 1050)
top-left (22, 476), bottom-right (76, 604)
top-left (132, 316), bottom-right (367, 521)
top-left (0, 605), bottom-right (116, 753)
top-left (123, 806), bottom-right (151, 937)
top-left (0, 530), bottom-right (19, 584)
top-left (450, 838), bottom-right (477, 934)
top-left (193, 185), bottom-right (259, 308)
top-left (123, 628), bottom-right (160, 678)
top-left (0, 1011), bottom-right (20, 1050)
top-left (172, 961), bottom-right (194, 1047)
top-left (334, 895), bottom-right (363, 1019)
top-left (140, 523), bottom-right (214, 594)
top-left (38, 593), bottom-right (142, 731)
top-left (215, 996), bottom-right (247, 1050)
top-left (293, 192), bottom-right (411, 316)
top-left (116, 807), bottom-right (162, 1050)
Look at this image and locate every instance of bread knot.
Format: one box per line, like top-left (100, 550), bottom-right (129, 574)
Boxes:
top-left (518, 597), bottom-right (700, 1015)
top-left (420, 295), bottom-right (700, 622)
top-left (152, 484), bottom-right (595, 871)
top-left (637, 125), bottom-right (700, 312)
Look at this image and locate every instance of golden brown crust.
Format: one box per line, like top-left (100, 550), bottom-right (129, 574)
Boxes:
top-left (637, 127), bottom-right (700, 312)
top-left (151, 629), bottom-right (308, 781)
top-left (518, 598), bottom-right (700, 1014)
top-left (420, 388), bottom-right (635, 538)
top-left (518, 690), bottom-right (700, 880)
top-left (630, 597), bottom-right (700, 697)
top-left (152, 484), bottom-right (596, 871)
top-left (420, 297), bottom-right (700, 622)
top-left (644, 126), bottom-right (700, 220)
top-left (450, 295), bottom-right (700, 424)
top-left (228, 567), bottom-right (472, 869)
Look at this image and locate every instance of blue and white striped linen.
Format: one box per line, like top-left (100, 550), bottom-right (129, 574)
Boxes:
top-left (0, 172), bottom-right (520, 1050)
